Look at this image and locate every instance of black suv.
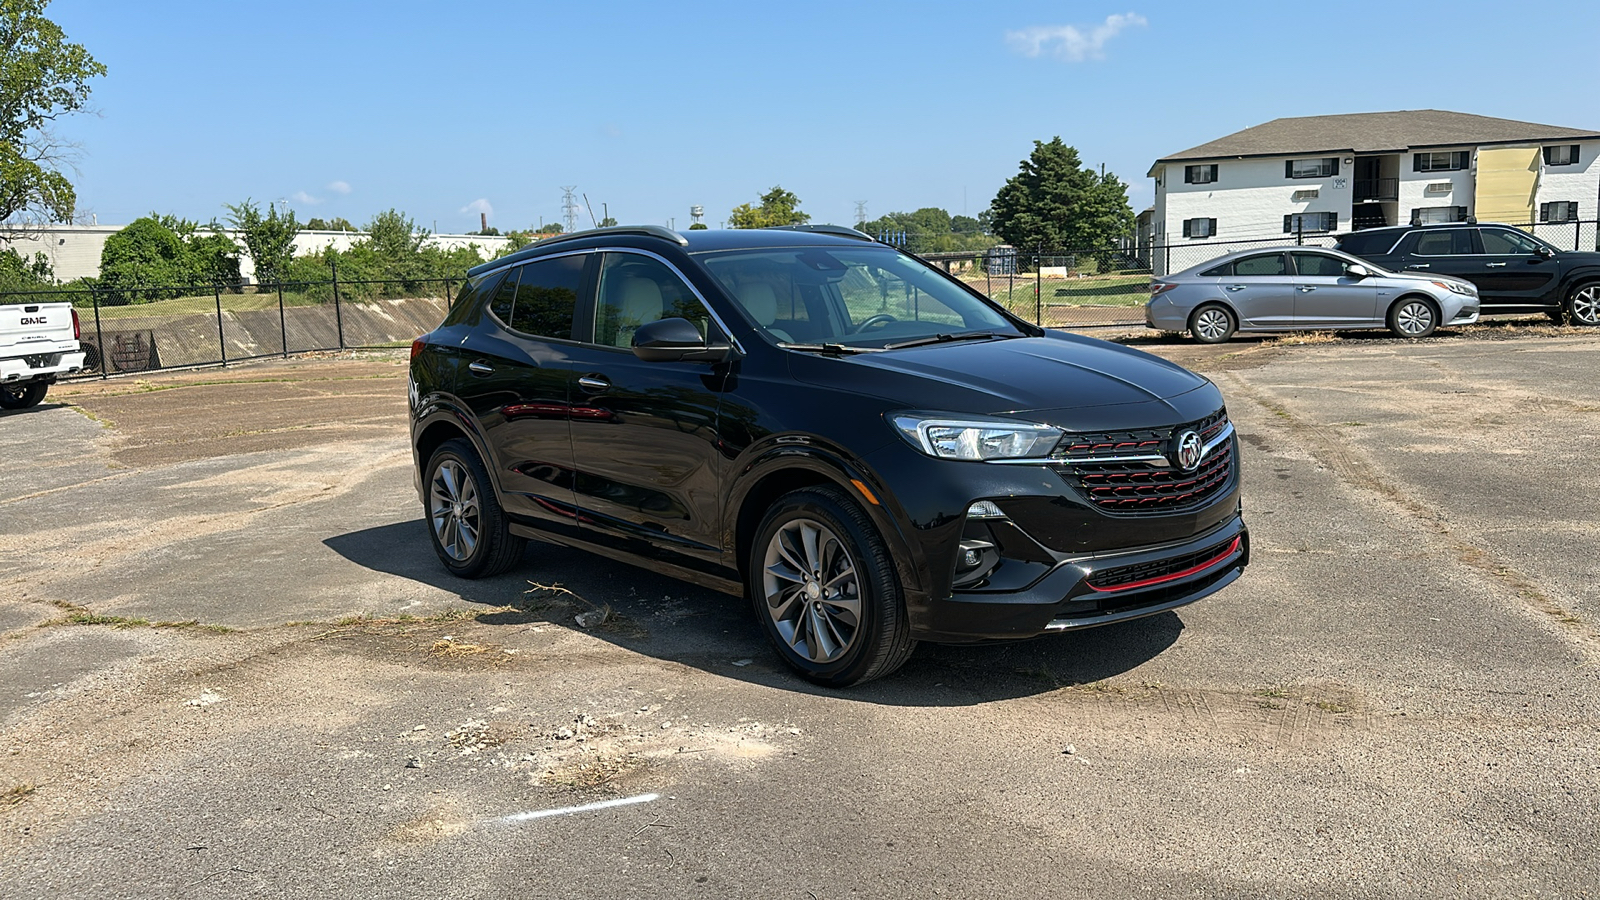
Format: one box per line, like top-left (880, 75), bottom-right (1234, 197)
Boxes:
top-left (409, 225), bottom-right (1248, 686)
top-left (1334, 222), bottom-right (1600, 325)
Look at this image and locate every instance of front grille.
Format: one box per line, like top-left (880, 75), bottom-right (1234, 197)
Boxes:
top-left (1086, 535), bottom-right (1240, 591)
top-left (1051, 409), bottom-right (1233, 516)
top-left (22, 353), bottom-right (61, 368)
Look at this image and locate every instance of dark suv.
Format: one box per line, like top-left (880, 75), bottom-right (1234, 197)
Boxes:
top-left (409, 225), bottom-right (1248, 686)
top-left (1334, 222), bottom-right (1600, 325)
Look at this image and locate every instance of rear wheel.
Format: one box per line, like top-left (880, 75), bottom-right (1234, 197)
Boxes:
top-left (1568, 283), bottom-right (1600, 327)
top-left (749, 486), bottom-right (914, 687)
top-left (1189, 305), bottom-right (1236, 344)
top-left (424, 438), bottom-right (525, 578)
top-left (1387, 297), bottom-right (1438, 338)
top-left (0, 381), bottom-right (48, 410)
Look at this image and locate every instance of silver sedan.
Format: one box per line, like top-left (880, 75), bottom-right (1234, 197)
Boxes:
top-left (1145, 247), bottom-right (1480, 343)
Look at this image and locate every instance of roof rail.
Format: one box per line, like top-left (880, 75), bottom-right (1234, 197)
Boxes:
top-left (762, 224), bottom-right (875, 242)
top-left (467, 224), bottom-right (688, 276)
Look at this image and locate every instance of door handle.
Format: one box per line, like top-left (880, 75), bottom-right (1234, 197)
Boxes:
top-left (1486, 262), bottom-right (1507, 268)
top-left (1225, 285), bottom-right (1246, 291)
top-left (1298, 286), bottom-right (1316, 292)
top-left (1409, 263), bottom-right (1430, 269)
top-left (467, 360), bottom-right (494, 376)
top-left (576, 375), bottom-right (610, 393)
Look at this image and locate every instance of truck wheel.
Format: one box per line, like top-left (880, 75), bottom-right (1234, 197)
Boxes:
top-left (749, 486), bottom-right (915, 687)
top-left (1568, 283), bottom-right (1600, 327)
top-left (0, 382), bottom-right (48, 410)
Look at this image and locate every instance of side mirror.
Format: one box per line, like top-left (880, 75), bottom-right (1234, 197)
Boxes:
top-left (1346, 264), bottom-right (1370, 279)
top-left (632, 317), bottom-right (732, 363)
top-left (1536, 245), bottom-right (1555, 259)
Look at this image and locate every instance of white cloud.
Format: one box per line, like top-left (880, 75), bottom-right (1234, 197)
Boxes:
top-left (1006, 12), bottom-right (1147, 62)
top-left (460, 198), bottom-right (494, 217)
top-left (291, 190), bottom-right (322, 205)
top-left (326, 180), bottom-right (352, 195)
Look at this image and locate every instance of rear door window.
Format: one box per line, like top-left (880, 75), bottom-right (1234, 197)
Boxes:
top-left (1412, 230), bottom-right (1473, 256)
top-left (1233, 254), bottom-right (1288, 277)
top-left (505, 254), bottom-right (586, 340)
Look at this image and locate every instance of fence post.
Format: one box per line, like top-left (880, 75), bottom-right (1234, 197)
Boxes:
top-left (214, 282), bottom-right (227, 366)
top-left (1035, 247), bottom-right (1043, 325)
top-left (277, 281), bottom-right (288, 358)
top-left (331, 260), bottom-right (344, 350)
top-left (1296, 221), bottom-right (1304, 246)
top-left (92, 290), bottom-right (106, 380)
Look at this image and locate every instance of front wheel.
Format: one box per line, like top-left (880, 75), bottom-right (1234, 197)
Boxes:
top-left (1568, 283), bottom-right (1600, 327)
top-left (1387, 297), bottom-right (1438, 338)
top-left (0, 381), bottom-right (48, 410)
top-left (424, 438), bottom-right (526, 578)
top-left (1189, 305), bottom-right (1236, 344)
top-left (749, 486), bottom-right (915, 687)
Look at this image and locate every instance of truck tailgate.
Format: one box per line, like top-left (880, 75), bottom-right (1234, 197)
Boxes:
top-left (0, 303), bottom-right (77, 354)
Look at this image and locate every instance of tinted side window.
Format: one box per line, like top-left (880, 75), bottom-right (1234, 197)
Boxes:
top-left (508, 255), bottom-right (585, 339)
top-left (1479, 228), bottom-right (1543, 256)
top-left (1291, 253), bottom-right (1347, 277)
top-left (1337, 232), bottom-right (1398, 257)
top-left (1233, 254), bottom-right (1288, 277)
top-left (488, 269), bottom-right (517, 323)
top-left (1412, 230), bottom-right (1473, 256)
top-left (594, 253), bottom-right (710, 348)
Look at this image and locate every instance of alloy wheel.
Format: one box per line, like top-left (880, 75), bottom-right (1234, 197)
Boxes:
top-left (1194, 308), bottom-right (1232, 342)
top-left (1395, 301), bottom-right (1435, 336)
top-left (761, 518), bottom-right (862, 664)
top-left (429, 459), bottom-right (481, 562)
top-left (1573, 285), bottom-right (1600, 326)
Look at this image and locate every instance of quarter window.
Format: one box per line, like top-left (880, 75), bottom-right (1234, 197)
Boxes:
top-left (1182, 218), bottom-right (1217, 238)
top-left (488, 270), bottom-right (517, 324)
top-left (1286, 158), bottom-right (1338, 179)
top-left (594, 253), bottom-right (711, 348)
top-left (1540, 201), bottom-right (1579, 223)
top-left (505, 254), bottom-right (585, 339)
top-left (1184, 164), bottom-right (1217, 184)
top-left (1283, 212), bottom-right (1337, 233)
top-left (1413, 151), bottom-right (1470, 172)
top-left (1544, 144), bottom-right (1580, 166)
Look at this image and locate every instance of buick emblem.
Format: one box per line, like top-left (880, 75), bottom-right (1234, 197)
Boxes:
top-left (1174, 430), bottom-right (1204, 471)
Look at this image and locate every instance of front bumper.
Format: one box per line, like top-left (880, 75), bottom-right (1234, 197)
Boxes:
top-left (913, 514), bottom-right (1248, 642)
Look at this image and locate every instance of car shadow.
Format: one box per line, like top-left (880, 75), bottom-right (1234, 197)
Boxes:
top-left (325, 521), bottom-right (1184, 707)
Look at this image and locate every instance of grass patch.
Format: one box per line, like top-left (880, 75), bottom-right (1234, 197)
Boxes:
top-left (1264, 332), bottom-right (1340, 346)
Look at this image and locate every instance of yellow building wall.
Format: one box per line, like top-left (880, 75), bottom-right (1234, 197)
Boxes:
top-left (1474, 146), bottom-right (1540, 225)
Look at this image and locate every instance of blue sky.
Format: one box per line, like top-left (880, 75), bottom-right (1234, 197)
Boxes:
top-left (46, 0), bottom-right (1600, 233)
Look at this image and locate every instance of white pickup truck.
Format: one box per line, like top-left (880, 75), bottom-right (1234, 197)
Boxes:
top-left (1, 300), bottom-right (87, 410)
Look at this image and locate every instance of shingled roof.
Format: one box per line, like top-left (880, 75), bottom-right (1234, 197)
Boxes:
top-left (1150, 110), bottom-right (1600, 173)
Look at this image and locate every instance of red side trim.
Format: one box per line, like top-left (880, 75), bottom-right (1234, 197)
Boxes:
top-left (1086, 536), bottom-right (1242, 593)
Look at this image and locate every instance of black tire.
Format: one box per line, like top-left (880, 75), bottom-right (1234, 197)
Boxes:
top-left (0, 381), bottom-right (48, 410)
top-left (748, 486), bottom-right (915, 687)
top-left (1188, 304), bottom-right (1235, 344)
top-left (424, 438), bottom-right (525, 578)
top-left (1567, 283), bottom-right (1600, 327)
top-left (1387, 296), bottom-right (1438, 338)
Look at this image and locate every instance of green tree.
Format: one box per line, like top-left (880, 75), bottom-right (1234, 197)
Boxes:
top-left (535, 223), bottom-right (564, 235)
top-left (363, 208), bottom-right (426, 260)
top-left (304, 216), bottom-right (355, 231)
top-left (225, 198), bottom-right (299, 285)
top-left (0, 247), bottom-right (52, 291)
top-left (0, 0), bottom-right (106, 226)
top-left (989, 138), bottom-right (1134, 251)
top-left (728, 186), bottom-right (808, 228)
top-left (597, 216), bottom-right (617, 228)
top-left (97, 215), bottom-right (239, 302)
top-left (688, 222), bottom-right (708, 230)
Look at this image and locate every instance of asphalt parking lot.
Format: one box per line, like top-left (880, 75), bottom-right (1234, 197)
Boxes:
top-left (2, 329), bottom-right (1598, 899)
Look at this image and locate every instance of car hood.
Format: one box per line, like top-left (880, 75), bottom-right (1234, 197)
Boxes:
top-left (787, 332), bottom-right (1222, 430)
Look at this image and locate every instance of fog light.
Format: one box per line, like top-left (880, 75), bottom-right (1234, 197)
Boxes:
top-left (967, 500), bottom-right (1006, 519)
top-left (962, 548), bottom-right (982, 567)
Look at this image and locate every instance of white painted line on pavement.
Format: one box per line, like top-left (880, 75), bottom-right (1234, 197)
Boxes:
top-left (494, 792), bottom-right (660, 825)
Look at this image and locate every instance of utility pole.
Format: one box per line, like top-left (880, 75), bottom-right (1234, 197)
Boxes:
top-left (561, 186), bottom-right (580, 234)
top-left (854, 201), bottom-right (868, 227)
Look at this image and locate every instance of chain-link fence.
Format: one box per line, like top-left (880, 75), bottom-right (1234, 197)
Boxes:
top-left (1, 277), bottom-right (458, 378)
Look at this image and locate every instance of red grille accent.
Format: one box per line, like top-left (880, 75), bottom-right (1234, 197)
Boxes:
top-left (1086, 536), bottom-right (1242, 593)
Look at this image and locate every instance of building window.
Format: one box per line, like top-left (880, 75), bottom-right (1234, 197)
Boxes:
top-left (1283, 212), bottom-right (1337, 233)
top-left (1413, 151), bottom-right (1470, 172)
top-left (1410, 206), bottom-right (1469, 225)
top-left (1184, 164), bottom-right (1217, 184)
top-left (1544, 145), bottom-right (1580, 166)
top-left (1541, 201), bottom-right (1579, 223)
top-left (1182, 218), bottom-right (1217, 238)
top-left (1286, 158), bottom-right (1338, 179)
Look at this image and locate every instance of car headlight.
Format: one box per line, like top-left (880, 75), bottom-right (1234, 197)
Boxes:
top-left (890, 413), bottom-right (1062, 461)
top-left (1432, 280), bottom-right (1477, 296)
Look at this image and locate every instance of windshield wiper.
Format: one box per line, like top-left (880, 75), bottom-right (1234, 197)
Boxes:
top-left (882, 331), bottom-right (1010, 351)
top-left (776, 341), bottom-right (877, 355)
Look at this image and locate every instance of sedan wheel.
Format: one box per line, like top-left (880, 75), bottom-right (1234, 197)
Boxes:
top-left (424, 438), bottom-right (525, 578)
top-left (1388, 298), bottom-right (1437, 338)
top-left (1569, 284), bottom-right (1600, 327)
top-left (1189, 305), bottom-right (1236, 344)
top-left (751, 486), bottom-right (914, 686)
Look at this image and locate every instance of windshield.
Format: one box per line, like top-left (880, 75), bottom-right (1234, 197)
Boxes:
top-left (697, 246), bottom-right (1024, 349)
